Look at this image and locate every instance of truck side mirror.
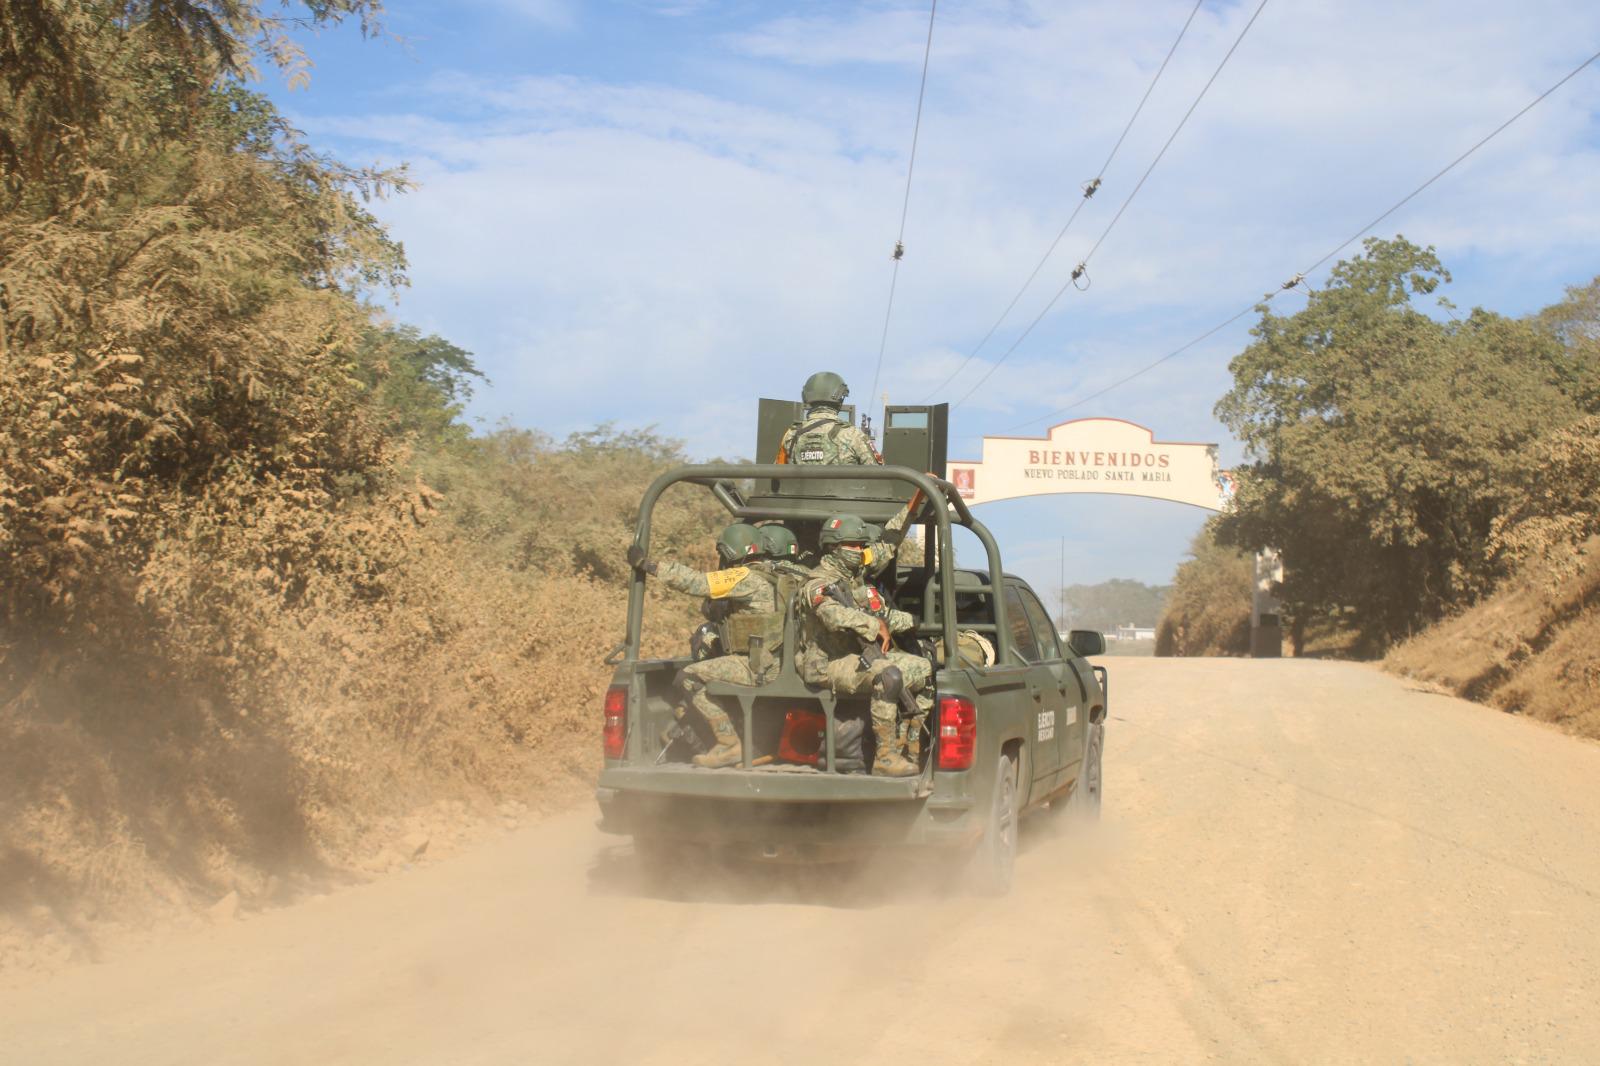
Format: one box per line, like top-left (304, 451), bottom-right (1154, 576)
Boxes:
top-left (1068, 629), bottom-right (1105, 657)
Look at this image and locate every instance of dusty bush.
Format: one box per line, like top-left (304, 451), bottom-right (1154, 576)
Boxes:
top-left (1386, 537), bottom-right (1600, 739)
top-left (1156, 524), bottom-right (1253, 657)
top-left (0, 424), bottom-right (722, 963)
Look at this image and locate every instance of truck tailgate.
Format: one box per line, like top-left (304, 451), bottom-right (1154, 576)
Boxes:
top-left (598, 764), bottom-right (931, 802)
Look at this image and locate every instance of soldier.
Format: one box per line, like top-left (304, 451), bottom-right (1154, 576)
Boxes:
top-left (797, 498), bottom-right (932, 777)
top-left (775, 371), bottom-right (882, 465)
top-left (756, 523), bottom-right (814, 580)
top-left (627, 523), bottom-right (791, 769)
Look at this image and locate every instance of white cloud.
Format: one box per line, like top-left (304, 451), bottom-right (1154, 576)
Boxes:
top-left (306, 0), bottom-right (1600, 476)
top-left (480, 0), bottom-right (577, 30)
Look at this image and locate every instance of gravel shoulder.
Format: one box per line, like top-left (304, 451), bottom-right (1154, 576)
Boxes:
top-left (4, 658), bottom-right (1599, 1064)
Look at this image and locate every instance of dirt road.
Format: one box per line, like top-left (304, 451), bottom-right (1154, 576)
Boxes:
top-left (4, 659), bottom-right (1599, 1064)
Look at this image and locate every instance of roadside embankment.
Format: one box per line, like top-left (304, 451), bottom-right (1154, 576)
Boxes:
top-left (1385, 537), bottom-right (1600, 740)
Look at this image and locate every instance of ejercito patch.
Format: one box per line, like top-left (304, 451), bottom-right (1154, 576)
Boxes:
top-left (798, 450), bottom-right (826, 462)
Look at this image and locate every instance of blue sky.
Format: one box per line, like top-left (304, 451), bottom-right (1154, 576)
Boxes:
top-left (267, 0), bottom-right (1600, 605)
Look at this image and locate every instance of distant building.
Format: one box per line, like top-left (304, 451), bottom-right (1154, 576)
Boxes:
top-left (1114, 623), bottom-right (1155, 642)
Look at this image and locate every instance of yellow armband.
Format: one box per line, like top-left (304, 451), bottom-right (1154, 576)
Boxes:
top-left (705, 567), bottom-right (751, 599)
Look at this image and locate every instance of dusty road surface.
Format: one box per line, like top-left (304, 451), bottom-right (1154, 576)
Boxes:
top-left (4, 658), bottom-right (1600, 1064)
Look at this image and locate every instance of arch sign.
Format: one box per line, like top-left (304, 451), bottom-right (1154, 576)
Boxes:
top-left (948, 418), bottom-right (1232, 512)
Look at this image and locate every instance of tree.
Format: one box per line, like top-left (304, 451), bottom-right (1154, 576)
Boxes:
top-left (1155, 524), bottom-right (1252, 657)
top-left (1214, 237), bottom-right (1589, 652)
top-left (359, 325), bottom-right (484, 446)
top-left (0, 2), bottom-right (407, 634)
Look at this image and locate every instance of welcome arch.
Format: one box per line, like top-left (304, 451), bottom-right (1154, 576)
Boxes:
top-left (945, 418), bottom-right (1279, 656)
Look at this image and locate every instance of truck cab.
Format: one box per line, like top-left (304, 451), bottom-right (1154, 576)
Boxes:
top-left (594, 402), bottom-right (1107, 892)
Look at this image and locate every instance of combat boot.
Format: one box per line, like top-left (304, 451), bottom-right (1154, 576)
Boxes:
top-left (902, 715), bottom-right (926, 765)
top-left (692, 707), bottom-right (743, 769)
top-left (872, 719), bottom-right (916, 777)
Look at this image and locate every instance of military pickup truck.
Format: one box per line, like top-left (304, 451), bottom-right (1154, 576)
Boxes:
top-left (594, 402), bottom-right (1107, 893)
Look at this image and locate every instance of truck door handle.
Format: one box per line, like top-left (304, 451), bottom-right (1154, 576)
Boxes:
top-left (1057, 683), bottom-right (1069, 697)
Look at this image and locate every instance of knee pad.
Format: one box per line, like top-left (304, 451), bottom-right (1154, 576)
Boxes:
top-left (689, 623), bottom-right (722, 661)
top-left (871, 664), bottom-right (904, 703)
top-left (674, 673), bottom-right (704, 702)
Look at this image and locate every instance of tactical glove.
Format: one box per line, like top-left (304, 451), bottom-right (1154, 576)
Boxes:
top-left (626, 543), bottom-right (656, 575)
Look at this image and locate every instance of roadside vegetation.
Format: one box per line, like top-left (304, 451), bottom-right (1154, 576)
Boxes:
top-left (1, 1), bottom-right (716, 966)
top-left (1057, 578), bottom-right (1168, 635)
top-left (1154, 525), bottom-right (1253, 657)
top-left (1169, 237), bottom-right (1597, 728)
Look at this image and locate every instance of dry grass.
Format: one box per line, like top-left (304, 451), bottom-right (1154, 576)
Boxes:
top-left (1385, 537), bottom-right (1600, 740)
top-left (0, 429), bottom-right (715, 972)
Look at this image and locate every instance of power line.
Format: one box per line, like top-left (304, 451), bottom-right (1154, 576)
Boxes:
top-left (868, 0), bottom-right (939, 408)
top-left (1079, 0), bottom-right (1270, 268)
top-left (923, 0), bottom-right (1204, 401)
top-left (950, 0), bottom-right (1271, 411)
top-left (1007, 43), bottom-right (1600, 432)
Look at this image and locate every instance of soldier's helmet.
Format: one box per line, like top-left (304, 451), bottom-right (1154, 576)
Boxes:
top-left (716, 522), bottom-right (766, 565)
top-left (817, 513), bottom-right (873, 548)
top-left (801, 371), bottom-right (849, 407)
top-left (757, 524), bottom-right (800, 561)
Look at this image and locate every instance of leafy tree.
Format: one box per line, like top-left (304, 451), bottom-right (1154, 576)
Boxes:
top-left (0, 2), bottom-right (406, 635)
top-left (1214, 237), bottom-right (1589, 651)
top-left (359, 325), bottom-right (484, 446)
top-left (1530, 275), bottom-right (1600, 411)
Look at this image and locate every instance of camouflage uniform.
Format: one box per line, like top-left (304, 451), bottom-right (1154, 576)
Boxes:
top-left (777, 406), bottom-right (881, 466)
top-left (656, 559), bottom-right (789, 763)
top-left (798, 500), bottom-right (931, 775)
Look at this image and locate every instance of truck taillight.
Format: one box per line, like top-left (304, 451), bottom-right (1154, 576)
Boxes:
top-left (603, 685), bottom-right (628, 759)
top-left (936, 695), bottom-right (976, 771)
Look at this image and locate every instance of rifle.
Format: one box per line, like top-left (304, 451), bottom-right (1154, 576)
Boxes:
top-left (657, 718), bottom-right (707, 763)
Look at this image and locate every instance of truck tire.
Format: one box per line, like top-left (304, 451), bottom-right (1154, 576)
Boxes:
top-left (970, 753), bottom-right (1018, 896)
top-left (1070, 723), bottom-right (1103, 819)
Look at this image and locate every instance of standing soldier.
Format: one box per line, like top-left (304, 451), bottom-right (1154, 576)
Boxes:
top-left (627, 523), bottom-right (792, 768)
top-left (797, 494), bottom-right (931, 776)
top-left (775, 371), bottom-right (882, 465)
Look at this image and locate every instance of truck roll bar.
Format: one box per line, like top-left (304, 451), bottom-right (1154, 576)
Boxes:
top-left (625, 464), bottom-right (1013, 667)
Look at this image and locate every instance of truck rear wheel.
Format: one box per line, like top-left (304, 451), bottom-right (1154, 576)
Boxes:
top-left (970, 753), bottom-right (1018, 896)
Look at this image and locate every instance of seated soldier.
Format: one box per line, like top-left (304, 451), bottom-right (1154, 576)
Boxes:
top-left (797, 511), bottom-right (932, 777)
top-left (755, 523), bottom-right (814, 582)
top-left (627, 523), bottom-right (788, 768)
top-left (775, 371), bottom-right (882, 465)
top-left (687, 524), bottom-right (810, 661)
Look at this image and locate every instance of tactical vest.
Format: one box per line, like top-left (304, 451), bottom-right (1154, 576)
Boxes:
top-left (786, 412), bottom-right (852, 465)
top-left (720, 568), bottom-right (800, 658)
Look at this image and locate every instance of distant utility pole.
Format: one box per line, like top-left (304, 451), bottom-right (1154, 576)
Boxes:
top-left (1058, 536), bottom-right (1066, 632)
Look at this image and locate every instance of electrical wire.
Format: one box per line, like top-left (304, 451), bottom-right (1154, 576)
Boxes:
top-left (923, 0), bottom-right (1204, 401)
top-left (868, 0), bottom-right (939, 408)
top-left (1006, 43), bottom-right (1600, 432)
top-left (950, 0), bottom-right (1271, 411)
